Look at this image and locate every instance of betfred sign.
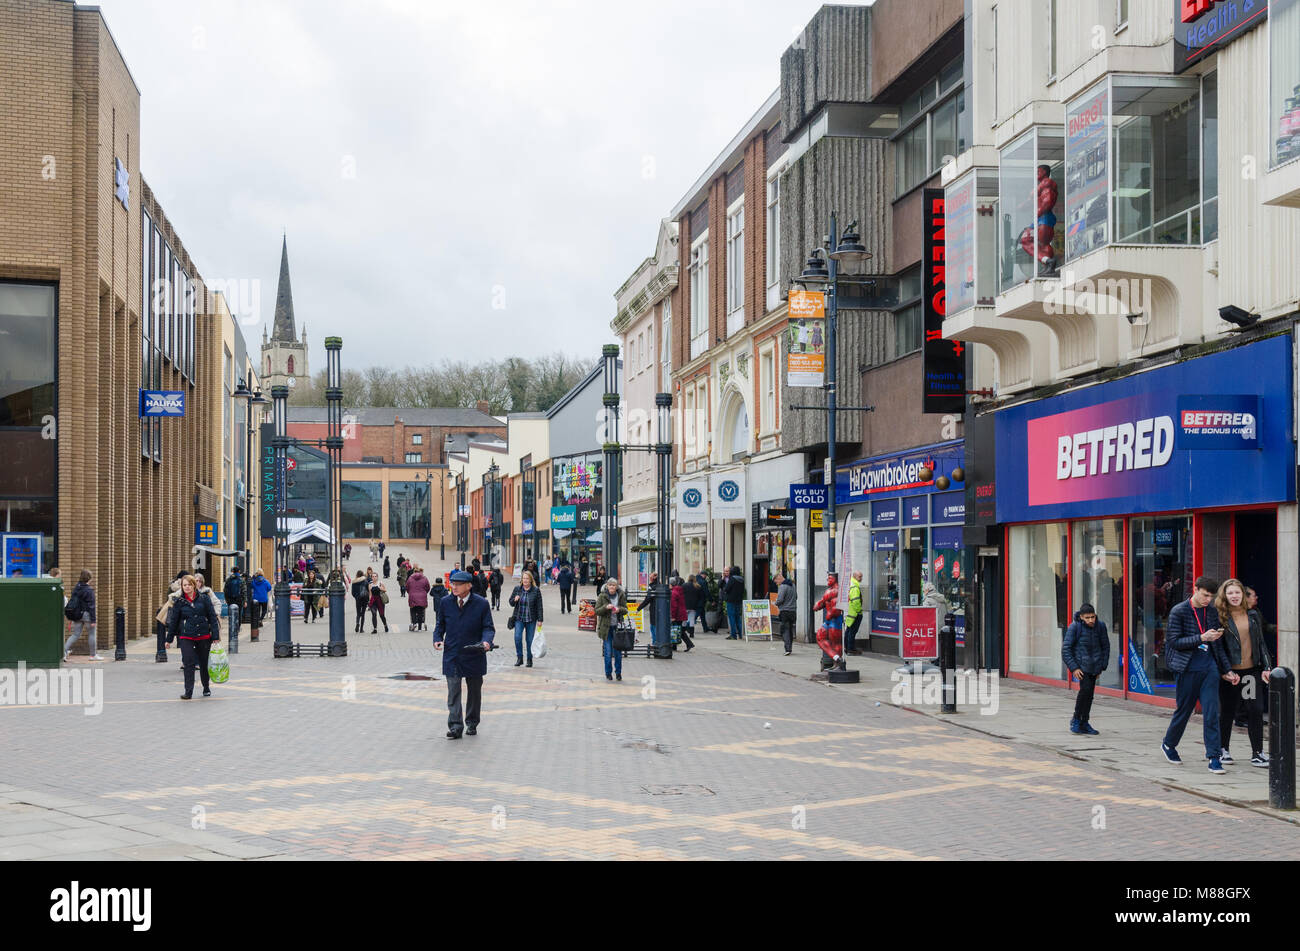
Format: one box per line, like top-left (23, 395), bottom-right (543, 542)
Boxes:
top-left (900, 606), bottom-right (939, 661)
top-left (1176, 396), bottom-right (1261, 448)
top-left (1174, 0), bottom-right (1267, 73)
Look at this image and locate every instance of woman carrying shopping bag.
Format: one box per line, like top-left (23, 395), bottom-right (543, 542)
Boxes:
top-left (166, 574), bottom-right (221, 699)
top-left (507, 569), bottom-right (543, 667)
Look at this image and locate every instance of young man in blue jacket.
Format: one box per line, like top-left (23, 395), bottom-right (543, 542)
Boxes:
top-left (1062, 602), bottom-right (1109, 735)
top-left (1160, 576), bottom-right (1240, 774)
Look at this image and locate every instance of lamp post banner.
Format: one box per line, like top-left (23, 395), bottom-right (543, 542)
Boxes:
top-left (676, 480), bottom-right (709, 524)
top-left (786, 291), bottom-right (826, 388)
top-left (708, 473), bottom-right (747, 520)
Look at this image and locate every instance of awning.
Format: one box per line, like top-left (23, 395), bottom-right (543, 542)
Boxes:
top-left (586, 531), bottom-right (603, 544)
top-left (285, 520), bottom-right (336, 546)
top-left (552, 529), bottom-right (572, 539)
top-left (193, 546), bottom-right (241, 557)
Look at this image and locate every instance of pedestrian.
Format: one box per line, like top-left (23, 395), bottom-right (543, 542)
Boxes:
top-left (430, 575), bottom-right (448, 631)
top-left (249, 569), bottom-right (271, 632)
top-left (194, 574), bottom-right (222, 620)
top-left (558, 561), bottom-right (575, 614)
top-left (489, 566), bottom-right (504, 611)
top-left (1160, 576), bottom-right (1239, 774)
top-left (370, 540), bottom-right (378, 562)
top-left (62, 569), bottom-right (100, 661)
top-left (579, 555), bottom-right (590, 586)
top-left (368, 578), bottom-right (390, 633)
top-left (636, 572), bottom-right (661, 647)
top-left (593, 563), bottom-right (607, 590)
top-left (1215, 578), bottom-right (1272, 767)
top-left (351, 570), bottom-right (369, 633)
top-left (844, 570), bottom-right (865, 655)
top-left (723, 565), bottom-right (746, 639)
top-left (670, 577), bottom-right (693, 652)
top-left (507, 569), bottom-right (543, 667)
top-left (303, 568), bottom-right (321, 623)
top-left (378, 541), bottom-right (386, 561)
top-left (406, 564), bottom-right (431, 632)
top-left (433, 570), bottom-right (496, 739)
top-left (813, 573), bottom-right (844, 670)
top-left (223, 566), bottom-right (246, 635)
top-left (774, 572), bottom-right (797, 655)
top-left (682, 573), bottom-right (702, 632)
top-left (397, 558), bottom-right (410, 598)
top-left (1062, 602), bottom-right (1110, 735)
top-left (382, 555), bottom-right (391, 579)
top-left (165, 574), bottom-right (220, 700)
top-left (595, 576), bottom-right (628, 681)
top-left (344, 543), bottom-right (352, 562)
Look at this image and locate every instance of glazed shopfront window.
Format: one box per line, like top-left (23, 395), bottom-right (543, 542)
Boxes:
top-left (944, 168), bottom-right (999, 315)
top-left (1009, 522), bottom-right (1069, 679)
top-left (341, 481), bottom-right (383, 538)
top-left (1071, 519), bottom-right (1124, 690)
top-left (1129, 516), bottom-right (1191, 695)
top-left (999, 126), bottom-right (1064, 291)
top-left (898, 527), bottom-right (928, 608)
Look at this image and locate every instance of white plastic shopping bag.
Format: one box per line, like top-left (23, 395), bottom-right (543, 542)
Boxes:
top-left (532, 624), bottom-right (548, 658)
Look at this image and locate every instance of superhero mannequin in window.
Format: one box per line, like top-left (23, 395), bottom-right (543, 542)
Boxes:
top-left (1018, 164), bottom-right (1059, 275)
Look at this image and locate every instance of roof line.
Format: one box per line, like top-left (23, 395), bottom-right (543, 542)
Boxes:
top-left (669, 89), bottom-right (781, 221)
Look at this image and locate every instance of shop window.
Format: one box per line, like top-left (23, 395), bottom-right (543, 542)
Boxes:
top-left (388, 480), bottom-right (431, 539)
top-left (690, 236), bottom-right (709, 360)
top-left (944, 169), bottom-right (999, 316)
top-left (1272, 0), bottom-right (1300, 167)
top-left (0, 499), bottom-right (56, 574)
top-left (890, 266), bottom-right (923, 361)
top-left (1071, 519), bottom-right (1125, 691)
top-left (0, 283), bottom-right (57, 527)
top-left (1009, 522), bottom-right (1069, 679)
top-left (899, 527), bottom-right (928, 608)
top-left (1129, 516), bottom-right (1192, 695)
top-left (999, 127), bottom-right (1064, 291)
top-left (726, 203), bottom-right (744, 334)
top-left (895, 60), bottom-right (965, 196)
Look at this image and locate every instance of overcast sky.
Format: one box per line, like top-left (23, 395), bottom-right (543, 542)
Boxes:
top-left (96, 0), bottom-right (871, 373)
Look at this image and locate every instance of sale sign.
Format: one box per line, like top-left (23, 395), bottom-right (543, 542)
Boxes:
top-left (900, 606), bottom-right (940, 661)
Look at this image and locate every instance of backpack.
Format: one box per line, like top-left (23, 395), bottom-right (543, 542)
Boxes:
top-left (225, 575), bottom-right (244, 603)
top-left (64, 587), bottom-right (83, 621)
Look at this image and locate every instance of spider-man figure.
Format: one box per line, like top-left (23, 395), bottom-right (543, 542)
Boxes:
top-left (814, 573), bottom-right (845, 669)
top-left (1018, 164), bottom-right (1059, 272)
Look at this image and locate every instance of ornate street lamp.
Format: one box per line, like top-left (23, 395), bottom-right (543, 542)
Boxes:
top-left (324, 337), bottom-right (346, 656)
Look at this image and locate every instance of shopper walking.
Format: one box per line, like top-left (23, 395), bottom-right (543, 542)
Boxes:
top-left (303, 568), bottom-right (322, 623)
top-left (433, 570), bottom-right (496, 739)
top-left (1062, 602), bottom-right (1110, 735)
top-left (774, 572), bottom-right (797, 655)
top-left (351, 571), bottom-right (369, 633)
top-left (592, 563), bottom-right (607, 591)
top-left (1215, 578), bottom-right (1273, 767)
top-left (62, 570), bottom-right (100, 661)
top-left (407, 565), bottom-right (431, 632)
top-left (1160, 577), bottom-right (1238, 774)
top-left (670, 577), bottom-right (693, 651)
top-left (636, 573), bottom-right (662, 647)
top-left (723, 566), bottom-right (746, 639)
top-left (507, 569), bottom-right (543, 667)
top-left (166, 574), bottom-right (220, 699)
top-left (595, 577), bottom-right (628, 681)
top-left (579, 555), bottom-right (590, 586)
top-left (682, 573), bottom-right (702, 632)
top-left (430, 575), bottom-right (449, 632)
top-left (489, 566), bottom-right (504, 611)
top-left (558, 561), bottom-right (575, 614)
top-left (249, 569), bottom-right (272, 628)
top-left (368, 579), bottom-right (390, 633)
top-left (382, 556), bottom-right (391, 580)
top-left (378, 541), bottom-right (386, 561)
top-left (397, 558), bottom-right (410, 598)
top-left (222, 566), bottom-right (246, 635)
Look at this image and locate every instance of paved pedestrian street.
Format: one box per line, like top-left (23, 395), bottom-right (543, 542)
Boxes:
top-left (4, 565), bottom-right (1299, 861)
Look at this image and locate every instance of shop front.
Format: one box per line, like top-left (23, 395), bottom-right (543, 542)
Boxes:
top-left (834, 440), bottom-right (970, 658)
top-left (752, 503), bottom-right (797, 602)
top-left (995, 335), bottom-right (1295, 706)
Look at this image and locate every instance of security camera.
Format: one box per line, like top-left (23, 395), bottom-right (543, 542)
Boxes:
top-left (1124, 313), bottom-right (1149, 326)
top-left (1219, 305), bottom-right (1258, 328)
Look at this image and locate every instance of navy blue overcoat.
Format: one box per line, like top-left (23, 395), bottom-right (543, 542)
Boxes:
top-left (433, 592), bottom-right (496, 677)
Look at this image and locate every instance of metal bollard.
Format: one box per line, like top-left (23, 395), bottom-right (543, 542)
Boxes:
top-left (940, 612), bottom-right (957, 713)
top-left (114, 607), bottom-right (126, 661)
top-left (228, 603), bottom-right (240, 655)
top-left (155, 619), bottom-right (168, 663)
top-left (1269, 667), bottom-right (1296, 810)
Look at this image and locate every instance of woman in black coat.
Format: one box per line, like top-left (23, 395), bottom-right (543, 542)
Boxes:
top-left (166, 574), bottom-right (221, 699)
top-left (351, 571), bottom-right (370, 633)
top-left (383, 556), bottom-right (392, 579)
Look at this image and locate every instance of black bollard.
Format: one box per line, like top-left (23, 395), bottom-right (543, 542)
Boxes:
top-left (155, 618), bottom-right (168, 663)
top-left (228, 603), bottom-right (239, 655)
top-left (273, 581), bottom-right (293, 658)
top-left (114, 607), bottom-right (126, 661)
top-left (940, 612), bottom-right (957, 713)
top-left (328, 581), bottom-right (347, 656)
top-left (1269, 667), bottom-right (1296, 810)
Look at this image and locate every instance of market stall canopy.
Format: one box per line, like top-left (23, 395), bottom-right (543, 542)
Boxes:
top-left (285, 520), bottom-right (335, 546)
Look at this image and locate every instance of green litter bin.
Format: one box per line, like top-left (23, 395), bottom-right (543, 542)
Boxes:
top-left (0, 578), bottom-right (64, 668)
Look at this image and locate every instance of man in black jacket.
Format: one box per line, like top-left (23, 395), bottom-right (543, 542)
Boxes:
top-left (1062, 602), bottom-right (1109, 735)
top-left (223, 568), bottom-right (245, 637)
top-left (1160, 577), bottom-right (1239, 774)
top-left (723, 566), bottom-right (746, 639)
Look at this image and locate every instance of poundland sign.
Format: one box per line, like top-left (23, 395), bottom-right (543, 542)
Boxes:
top-left (1174, 0), bottom-right (1267, 73)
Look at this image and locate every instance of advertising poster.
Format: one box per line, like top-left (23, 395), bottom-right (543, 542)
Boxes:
top-left (945, 173), bottom-right (976, 316)
top-left (786, 290), bottom-right (826, 388)
top-left (577, 599), bottom-right (597, 632)
top-left (900, 605), bottom-right (940, 661)
top-left (1065, 84), bottom-right (1109, 261)
top-left (1, 533), bottom-right (42, 577)
top-left (289, 582), bottom-right (305, 618)
top-left (743, 600), bottom-right (773, 640)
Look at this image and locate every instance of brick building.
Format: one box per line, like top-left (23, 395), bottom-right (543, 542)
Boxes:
top-left (0, 0), bottom-right (225, 642)
top-left (286, 405), bottom-right (504, 464)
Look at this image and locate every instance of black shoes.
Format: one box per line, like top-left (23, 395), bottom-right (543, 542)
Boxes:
top-left (515, 658), bottom-right (524, 667)
top-left (526, 658), bottom-right (533, 667)
top-left (202, 688), bottom-right (211, 698)
top-left (466, 727), bottom-right (477, 736)
top-left (180, 693), bottom-right (191, 700)
top-left (616, 673), bottom-right (622, 681)
top-left (606, 673), bottom-right (613, 680)
top-left (446, 729), bottom-right (463, 740)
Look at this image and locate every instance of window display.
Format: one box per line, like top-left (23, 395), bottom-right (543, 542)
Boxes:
top-left (1128, 516), bottom-right (1191, 694)
top-left (999, 128), bottom-right (1063, 290)
top-left (1071, 519), bottom-right (1124, 690)
top-left (1009, 522), bottom-right (1068, 679)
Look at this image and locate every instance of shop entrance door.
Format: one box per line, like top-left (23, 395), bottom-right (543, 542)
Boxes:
top-left (1235, 510), bottom-right (1278, 659)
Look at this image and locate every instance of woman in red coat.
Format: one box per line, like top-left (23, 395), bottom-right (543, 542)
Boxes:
top-left (670, 578), bottom-right (693, 652)
top-left (813, 573), bottom-right (844, 669)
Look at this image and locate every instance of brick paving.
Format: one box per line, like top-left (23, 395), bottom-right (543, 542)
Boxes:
top-left (5, 557), bottom-right (1300, 860)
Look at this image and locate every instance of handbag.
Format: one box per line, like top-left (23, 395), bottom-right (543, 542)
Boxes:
top-left (380, 589), bottom-right (389, 605)
top-left (208, 643), bottom-right (230, 684)
top-left (611, 620), bottom-right (636, 652)
top-left (670, 623), bottom-right (683, 645)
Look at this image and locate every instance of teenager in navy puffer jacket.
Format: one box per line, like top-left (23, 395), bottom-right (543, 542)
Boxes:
top-left (1062, 603), bottom-right (1110, 735)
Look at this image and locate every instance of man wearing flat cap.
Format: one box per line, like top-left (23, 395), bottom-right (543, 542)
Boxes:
top-left (433, 569), bottom-right (496, 739)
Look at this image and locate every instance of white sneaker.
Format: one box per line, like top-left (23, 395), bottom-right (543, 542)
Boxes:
top-left (1220, 748), bottom-right (1234, 764)
top-left (63, 651), bottom-right (70, 662)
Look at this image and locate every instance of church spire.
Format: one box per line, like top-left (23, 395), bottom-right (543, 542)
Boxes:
top-left (271, 234), bottom-right (297, 342)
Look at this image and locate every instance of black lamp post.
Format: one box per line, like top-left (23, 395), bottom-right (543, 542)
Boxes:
top-left (793, 216), bottom-right (873, 685)
top-left (456, 468), bottom-right (467, 569)
top-left (271, 384), bottom-right (293, 655)
top-left (486, 461), bottom-right (500, 567)
top-left (601, 344), bottom-right (621, 585)
top-left (423, 468), bottom-right (434, 552)
top-left (232, 379), bottom-right (270, 579)
top-left (324, 337), bottom-right (347, 656)
top-left (652, 392), bottom-right (673, 658)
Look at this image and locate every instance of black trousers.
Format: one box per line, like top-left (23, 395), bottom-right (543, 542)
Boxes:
top-left (490, 588), bottom-right (501, 609)
top-left (1073, 672), bottom-right (1098, 723)
top-left (1220, 666), bottom-right (1265, 755)
top-left (560, 588), bottom-right (572, 613)
top-left (370, 603), bottom-right (387, 630)
top-left (179, 638), bottom-right (212, 695)
top-left (411, 605), bottom-right (427, 628)
top-left (446, 675), bottom-right (483, 730)
top-left (255, 602), bottom-right (268, 623)
top-left (779, 610), bottom-right (797, 652)
top-left (844, 614), bottom-right (863, 653)
top-left (676, 624), bottom-right (694, 650)
top-left (354, 599), bottom-right (368, 631)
